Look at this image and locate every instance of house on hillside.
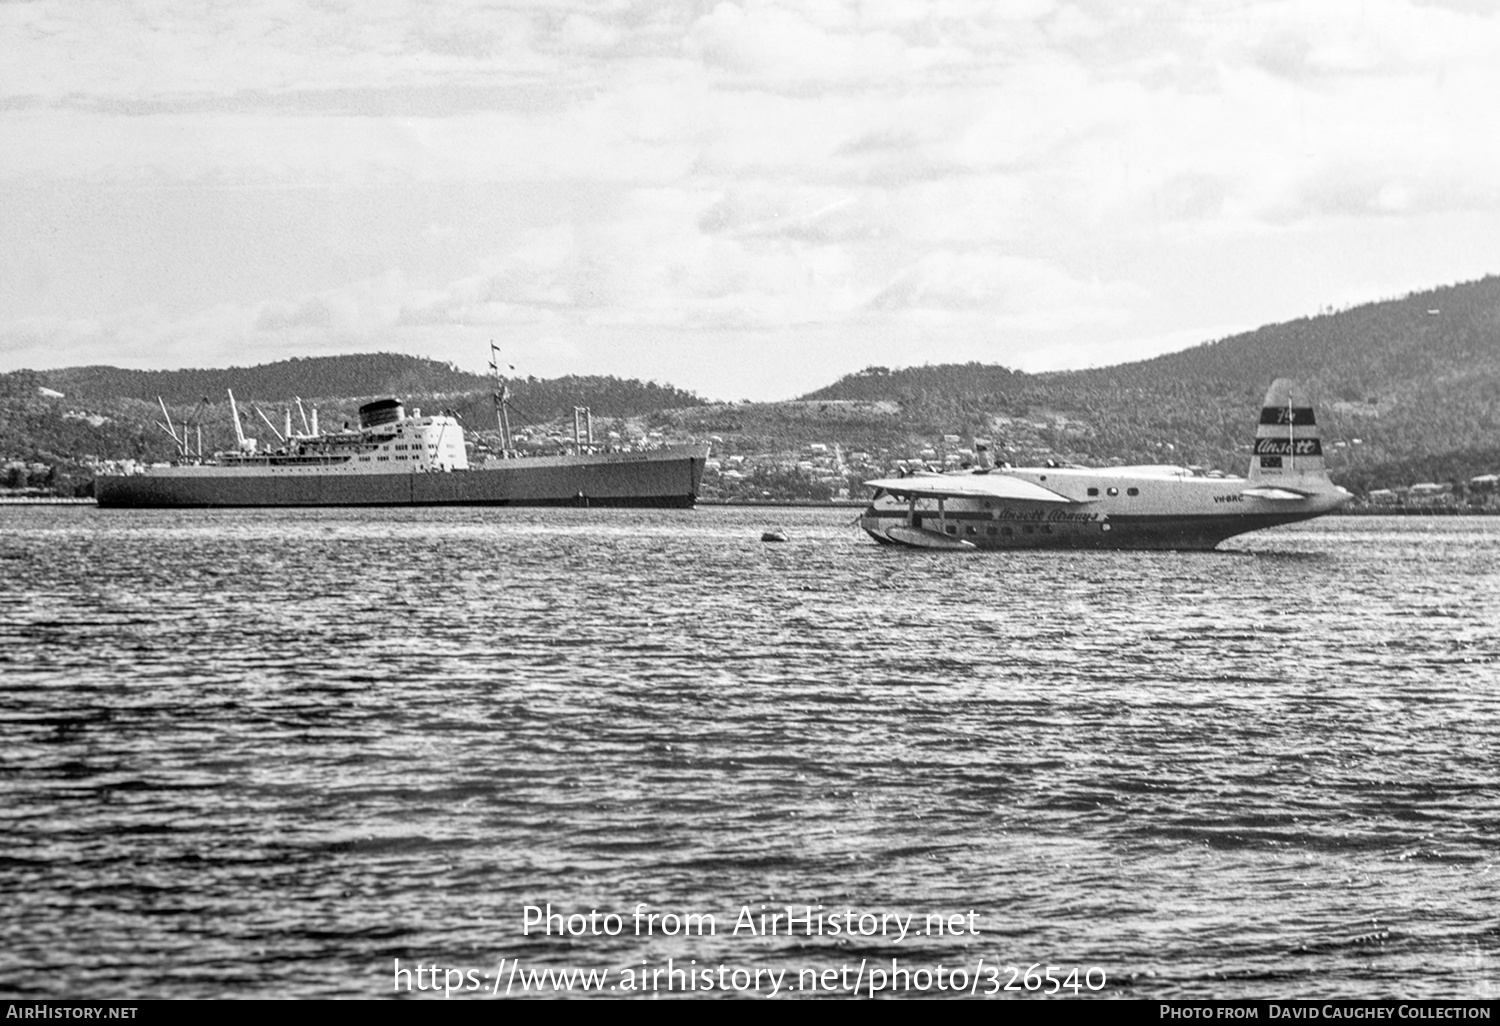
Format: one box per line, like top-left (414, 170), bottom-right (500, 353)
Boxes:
top-left (1470, 474), bottom-right (1499, 508)
top-left (1407, 482), bottom-right (1454, 507)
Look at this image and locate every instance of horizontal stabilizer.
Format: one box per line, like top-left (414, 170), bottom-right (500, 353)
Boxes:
top-left (865, 473), bottom-right (1075, 504)
top-left (1240, 486), bottom-right (1310, 500)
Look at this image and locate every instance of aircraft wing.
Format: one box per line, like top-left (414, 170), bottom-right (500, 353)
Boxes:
top-left (865, 473), bottom-right (1076, 504)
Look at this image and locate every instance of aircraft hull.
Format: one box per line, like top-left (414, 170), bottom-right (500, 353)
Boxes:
top-left (860, 507), bottom-right (1326, 551)
top-left (859, 467), bottom-right (1348, 551)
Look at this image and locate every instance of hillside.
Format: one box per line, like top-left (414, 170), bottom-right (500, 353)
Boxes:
top-left (796, 277), bottom-right (1500, 492)
top-left (0, 355), bottom-right (707, 494)
top-left (29, 353), bottom-right (705, 422)
top-left (39, 353), bottom-right (489, 404)
top-left (5, 277), bottom-right (1500, 499)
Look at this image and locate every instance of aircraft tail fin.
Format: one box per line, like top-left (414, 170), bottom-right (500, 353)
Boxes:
top-left (1247, 378), bottom-right (1330, 486)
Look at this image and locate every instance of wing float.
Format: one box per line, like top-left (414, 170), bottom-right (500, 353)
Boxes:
top-left (1239, 486), bottom-right (1311, 500)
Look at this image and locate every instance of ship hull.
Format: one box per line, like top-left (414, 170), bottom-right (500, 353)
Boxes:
top-left (96, 446), bottom-right (709, 509)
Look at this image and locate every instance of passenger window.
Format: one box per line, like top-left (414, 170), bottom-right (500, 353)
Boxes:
top-left (1107, 487), bottom-right (1119, 496)
top-left (1127, 487), bottom-right (1139, 496)
top-left (1087, 488), bottom-right (1099, 496)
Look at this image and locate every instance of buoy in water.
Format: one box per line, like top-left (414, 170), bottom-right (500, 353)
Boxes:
top-left (761, 530), bottom-right (789, 543)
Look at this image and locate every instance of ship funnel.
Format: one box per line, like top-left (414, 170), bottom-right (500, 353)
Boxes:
top-left (358, 398), bottom-right (405, 430)
top-left (974, 439), bottom-right (993, 471)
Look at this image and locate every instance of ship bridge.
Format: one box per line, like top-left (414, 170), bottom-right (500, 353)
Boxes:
top-left (351, 398), bottom-right (468, 472)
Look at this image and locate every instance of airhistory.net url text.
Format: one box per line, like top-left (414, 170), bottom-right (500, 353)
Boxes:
top-left (393, 957), bottom-right (1106, 997)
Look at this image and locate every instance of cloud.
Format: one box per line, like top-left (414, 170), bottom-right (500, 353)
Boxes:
top-left (7, 0), bottom-right (1500, 396)
top-left (866, 251), bottom-right (1145, 330)
top-left (3, 268), bottom-right (433, 370)
top-left (10, 0), bottom-right (1500, 233)
top-left (686, 3), bottom-right (917, 90)
top-left (696, 189), bottom-right (870, 242)
top-left (4, 303), bottom-right (263, 369)
top-left (254, 271), bottom-right (411, 334)
top-left (1224, 0), bottom-right (1498, 80)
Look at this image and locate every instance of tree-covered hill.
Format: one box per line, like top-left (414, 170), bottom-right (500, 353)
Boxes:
top-left (498, 375), bottom-right (707, 423)
top-left (38, 353), bottom-right (489, 404)
top-left (6, 275), bottom-right (1500, 498)
top-left (0, 355), bottom-right (708, 489)
top-left (803, 276), bottom-right (1500, 488)
top-left (29, 353), bottom-right (707, 422)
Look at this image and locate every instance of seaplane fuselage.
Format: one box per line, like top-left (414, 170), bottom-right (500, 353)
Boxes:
top-left (859, 379), bottom-right (1351, 551)
top-left (860, 465), bottom-right (1347, 551)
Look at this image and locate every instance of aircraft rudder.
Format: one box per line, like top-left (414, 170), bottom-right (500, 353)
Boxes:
top-left (1248, 378), bottom-right (1330, 483)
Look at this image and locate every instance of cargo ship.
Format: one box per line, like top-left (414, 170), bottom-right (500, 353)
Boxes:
top-left (95, 391), bottom-right (709, 509)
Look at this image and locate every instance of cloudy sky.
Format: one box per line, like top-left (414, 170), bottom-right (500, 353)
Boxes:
top-left (4, 0), bottom-right (1500, 400)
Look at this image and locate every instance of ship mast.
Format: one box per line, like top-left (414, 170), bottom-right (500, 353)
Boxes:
top-left (573, 407), bottom-right (593, 455)
top-left (156, 397), bottom-right (186, 456)
top-left (227, 389), bottom-right (249, 451)
top-left (489, 342), bottom-right (514, 456)
top-left (253, 404), bottom-right (285, 443)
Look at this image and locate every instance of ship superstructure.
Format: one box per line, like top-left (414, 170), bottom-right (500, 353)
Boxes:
top-left (211, 394), bottom-right (470, 476)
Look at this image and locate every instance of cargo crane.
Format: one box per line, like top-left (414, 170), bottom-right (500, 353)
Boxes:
top-left (155, 396), bottom-right (211, 459)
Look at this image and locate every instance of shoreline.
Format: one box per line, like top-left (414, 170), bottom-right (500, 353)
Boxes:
top-left (1, 496), bottom-right (1493, 516)
top-left (697, 499), bottom-right (1496, 516)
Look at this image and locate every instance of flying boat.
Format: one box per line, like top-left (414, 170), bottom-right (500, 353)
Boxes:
top-left (859, 379), bottom-right (1350, 550)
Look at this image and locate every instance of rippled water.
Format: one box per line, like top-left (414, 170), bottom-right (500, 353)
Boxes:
top-left (2, 506), bottom-right (1498, 1000)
